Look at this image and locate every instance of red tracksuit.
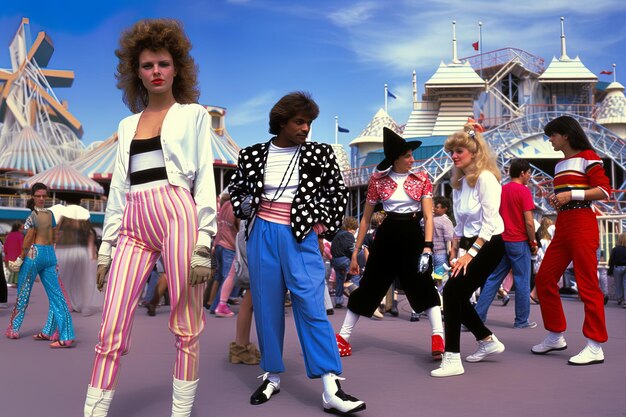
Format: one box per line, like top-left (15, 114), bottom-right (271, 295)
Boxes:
top-left (536, 150), bottom-right (611, 342)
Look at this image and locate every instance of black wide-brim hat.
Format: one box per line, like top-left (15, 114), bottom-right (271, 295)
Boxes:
top-left (376, 127), bottom-right (422, 171)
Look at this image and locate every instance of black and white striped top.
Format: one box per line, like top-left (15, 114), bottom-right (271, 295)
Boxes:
top-left (129, 136), bottom-right (169, 191)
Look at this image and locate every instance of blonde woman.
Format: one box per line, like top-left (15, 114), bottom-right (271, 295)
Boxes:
top-left (431, 120), bottom-right (507, 377)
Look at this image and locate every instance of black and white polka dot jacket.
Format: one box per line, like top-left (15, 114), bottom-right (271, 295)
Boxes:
top-left (229, 139), bottom-right (348, 242)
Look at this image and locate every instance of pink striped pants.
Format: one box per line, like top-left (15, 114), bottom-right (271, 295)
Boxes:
top-left (90, 185), bottom-right (205, 390)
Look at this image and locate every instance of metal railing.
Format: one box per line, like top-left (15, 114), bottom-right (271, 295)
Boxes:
top-left (80, 198), bottom-right (106, 212)
top-left (0, 194), bottom-right (61, 208)
top-left (343, 111), bottom-right (626, 214)
top-left (461, 48), bottom-right (546, 76)
top-left (0, 176), bottom-right (26, 188)
top-left (597, 214), bottom-right (626, 266)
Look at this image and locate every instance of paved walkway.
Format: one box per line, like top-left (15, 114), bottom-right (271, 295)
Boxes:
top-left (1, 283), bottom-right (624, 417)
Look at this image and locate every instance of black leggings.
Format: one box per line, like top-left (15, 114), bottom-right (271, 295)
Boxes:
top-left (443, 235), bottom-right (505, 352)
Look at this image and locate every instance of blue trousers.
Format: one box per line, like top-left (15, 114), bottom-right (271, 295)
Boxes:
top-left (247, 218), bottom-right (341, 378)
top-left (8, 245), bottom-right (74, 341)
top-left (475, 240), bottom-right (532, 327)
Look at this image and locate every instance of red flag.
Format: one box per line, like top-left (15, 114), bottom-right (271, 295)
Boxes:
top-left (600, 70), bottom-right (613, 75)
top-left (472, 41), bottom-right (479, 51)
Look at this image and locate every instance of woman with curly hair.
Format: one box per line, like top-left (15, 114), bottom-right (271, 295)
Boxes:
top-left (84, 19), bottom-right (217, 417)
top-left (431, 121), bottom-right (507, 377)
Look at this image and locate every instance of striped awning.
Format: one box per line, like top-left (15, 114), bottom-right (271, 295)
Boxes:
top-left (22, 163), bottom-right (105, 194)
top-left (0, 126), bottom-right (64, 175)
top-left (210, 128), bottom-right (240, 166)
top-left (71, 133), bottom-right (117, 180)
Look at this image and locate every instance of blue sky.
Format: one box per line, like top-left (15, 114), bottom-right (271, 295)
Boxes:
top-left (2, 0), bottom-right (626, 150)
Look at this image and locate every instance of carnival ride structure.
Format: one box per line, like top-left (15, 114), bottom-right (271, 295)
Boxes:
top-left (344, 19), bottom-right (626, 223)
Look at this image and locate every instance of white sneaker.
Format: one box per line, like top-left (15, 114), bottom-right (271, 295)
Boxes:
top-left (431, 352), bottom-right (464, 377)
top-left (531, 334), bottom-right (567, 355)
top-left (465, 334), bottom-right (505, 362)
top-left (568, 345), bottom-right (604, 366)
top-left (322, 379), bottom-right (366, 414)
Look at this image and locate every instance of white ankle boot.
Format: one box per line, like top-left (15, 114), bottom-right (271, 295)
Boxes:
top-left (172, 377), bottom-right (199, 417)
top-left (431, 352), bottom-right (464, 377)
top-left (84, 385), bottom-right (114, 417)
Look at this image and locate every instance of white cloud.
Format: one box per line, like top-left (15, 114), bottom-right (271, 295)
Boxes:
top-left (328, 2), bottom-right (381, 27)
top-left (227, 91), bottom-right (276, 128)
top-left (322, 0), bottom-right (626, 74)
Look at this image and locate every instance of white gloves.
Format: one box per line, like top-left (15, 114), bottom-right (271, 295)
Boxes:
top-left (418, 252), bottom-right (432, 274)
top-left (8, 257), bottom-right (23, 272)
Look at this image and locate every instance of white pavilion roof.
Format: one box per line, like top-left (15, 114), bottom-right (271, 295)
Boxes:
top-left (330, 144), bottom-right (350, 172)
top-left (349, 109), bottom-right (403, 146)
top-left (538, 56), bottom-right (597, 83)
top-left (425, 61), bottom-right (485, 89)
top-left (596, 81), bottom-right (626, 125)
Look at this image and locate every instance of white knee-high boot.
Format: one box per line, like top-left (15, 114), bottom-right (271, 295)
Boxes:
top-left (84, 385), bottom-right (114, 417)
top-left (172, 377), bottom-right (199, 417)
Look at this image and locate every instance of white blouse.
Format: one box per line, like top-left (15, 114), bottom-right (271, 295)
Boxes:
top-left (452, 170), bottom-right (504, 242)
top-left (381, 171), bottom-right (422, 213)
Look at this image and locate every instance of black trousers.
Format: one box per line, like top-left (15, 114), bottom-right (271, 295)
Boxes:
top-left (348, 214), bottom-right (440, 317)
top-left (0, 254), bottom-right (6, 303)
top-left (443, 234), bottom-right (505, 352)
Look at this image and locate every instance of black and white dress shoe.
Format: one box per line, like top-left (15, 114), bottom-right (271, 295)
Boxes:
top-left (322, 380), bottom-right (366, 415)
top-left (250, 377), bottom-right (280, 405)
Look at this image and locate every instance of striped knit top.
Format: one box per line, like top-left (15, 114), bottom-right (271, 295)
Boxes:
top-left (554, 150), bottom-right (611, 210)
top-left (129, 136), bottom-right (169, 191)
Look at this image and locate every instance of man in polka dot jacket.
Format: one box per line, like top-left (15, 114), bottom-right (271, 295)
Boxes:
top-left (229, 91), bottom-right (365, 415)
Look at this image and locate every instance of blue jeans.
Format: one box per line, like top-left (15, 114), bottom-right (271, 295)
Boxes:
top-left (209, 245), bottom-right (236, 312)
top-left (142, 269), bottom-right (160, 303)
top-left (613, 266), bottom-right (626, 302)
top-left (331, 256), bottom-right (359, 305)
top-left (475, 240), bottom-right (532, 327)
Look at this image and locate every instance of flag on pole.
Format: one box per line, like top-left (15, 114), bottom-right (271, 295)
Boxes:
top-left (472, 41), bottom-right (479, 51)
top-left (600, 70), bottom-right (613, 75)
top-left (337, 125), bottom-right (349, 133)
top-left (387, 89), bottom-right (397, 99)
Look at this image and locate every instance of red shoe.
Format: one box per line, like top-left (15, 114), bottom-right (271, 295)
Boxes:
top-left (50, 339), bottom-right (74, 349)
top-left (432, 334), bottom-right (445, 360)
top-left (5, 328), bottom-right (19, 339)
top-left (336, 334), bottom-right (352, 357)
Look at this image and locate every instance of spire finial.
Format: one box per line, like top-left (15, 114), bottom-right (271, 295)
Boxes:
top-left (412, 70), bottom-right (417, 104)
top-left (452, 20), bottom-right (460, 64)
top-left (560, 17), bottom-right (569, 60)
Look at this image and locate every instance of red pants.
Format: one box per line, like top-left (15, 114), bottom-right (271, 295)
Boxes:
top-left (535, 209), bottom-right (607, 342)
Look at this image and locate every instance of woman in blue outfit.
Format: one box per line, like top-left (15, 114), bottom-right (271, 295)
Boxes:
top-left (5, 182), bottom-right (75, 348)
